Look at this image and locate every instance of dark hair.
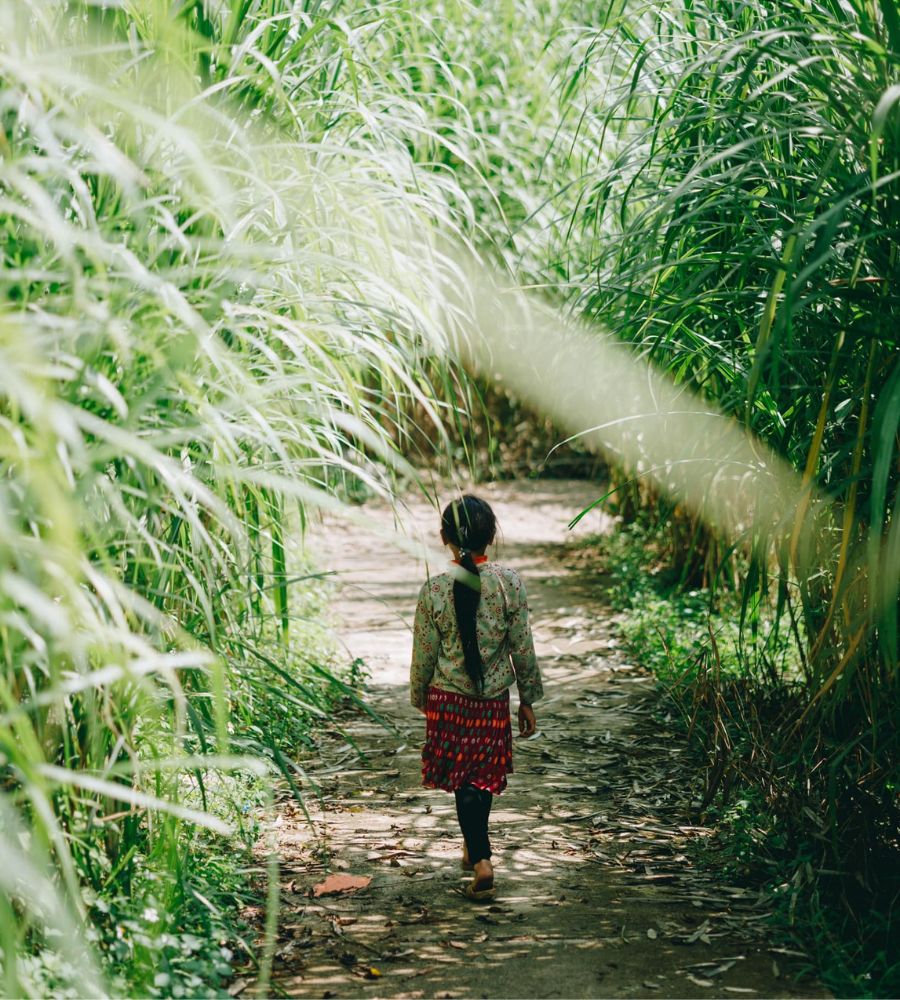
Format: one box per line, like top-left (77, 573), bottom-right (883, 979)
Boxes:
top-left (441, 495), bottom-right (498, 691)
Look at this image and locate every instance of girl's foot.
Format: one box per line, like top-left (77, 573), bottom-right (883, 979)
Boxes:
top-left (465, 859), bottom-right (495, 900)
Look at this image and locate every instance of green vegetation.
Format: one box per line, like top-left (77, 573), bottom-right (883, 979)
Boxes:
top-left (0, 1), bottom-right (466, 994)
top-left (551, 4), bottom-right (900, 993)
top-left (592, 514), bottom-right (898, 996)
top-left (0, 0), bottom-right (897, 995)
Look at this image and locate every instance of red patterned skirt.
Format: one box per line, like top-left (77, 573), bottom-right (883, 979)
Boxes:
top-left (421, 687), bottom-right (513, 794)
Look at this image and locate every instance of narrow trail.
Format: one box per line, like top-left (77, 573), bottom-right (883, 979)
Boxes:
top-left (252, 481), bottom-right (827, 999)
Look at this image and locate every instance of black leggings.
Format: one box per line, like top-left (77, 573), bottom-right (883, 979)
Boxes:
top-left (454, 783), bottom-right (493, 864)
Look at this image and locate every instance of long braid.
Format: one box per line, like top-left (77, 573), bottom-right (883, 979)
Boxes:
top-left (441, 495), bottom-right (497, 692)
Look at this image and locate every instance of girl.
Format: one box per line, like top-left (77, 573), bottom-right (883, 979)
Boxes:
top-left (410, 494), bottom-right (543, 900)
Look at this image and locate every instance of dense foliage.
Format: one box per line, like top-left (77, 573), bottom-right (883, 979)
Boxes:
top-left (0, 0), bottom-right (897, 995)
top-left (0, 1), bottom-right (468, 994)
top-left (375, 0), bottom-right (900, 988)
top-left (559, 4), bottom-right (900, 992)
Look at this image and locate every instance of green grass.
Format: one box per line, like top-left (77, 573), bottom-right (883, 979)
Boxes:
top-left (0, 2), bottom-right (468, 993)
top-left (542, 2), bottom-right (899, 990)
top-left (592, 514), bottom-right (899, 997)
top-left (1, 0), bottom-right (898, 994)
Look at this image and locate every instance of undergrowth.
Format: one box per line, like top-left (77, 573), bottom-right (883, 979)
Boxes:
top-left (12, 567), bottom-right (355, 999)
top-left (592, 517), bottom-right (900, 999)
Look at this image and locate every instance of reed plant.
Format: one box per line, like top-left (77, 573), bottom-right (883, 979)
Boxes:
top-left (0, 1), bottom-right (473, 993)
top-left (543, 1), bottom-right (899, 990)
top-left (1, 0), bottom-right (898, 994)
top-left (365, 0), bottom-right (898, 987)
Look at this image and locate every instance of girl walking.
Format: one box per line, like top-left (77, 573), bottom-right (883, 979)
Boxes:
top-left (410, 495), bottom-right (543, 900)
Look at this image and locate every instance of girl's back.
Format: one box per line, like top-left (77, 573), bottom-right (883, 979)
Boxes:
top-left (409, 494), bottom-right (543, 902)
top-left (410, 561), bottom-right (542, 708)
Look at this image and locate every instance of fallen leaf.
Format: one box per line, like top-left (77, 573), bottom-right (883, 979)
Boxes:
top-left (275, 940), bottom-right (302, 961)
top-left (685, 957), bottom-right (745, 971)
top-left (312, 874), bottom-right (372, 897)
top-left (448, 940), bottom-right (466, 950)
top-left (646, 928), bottom-right (658, 939)
top-left (364, 967), bottom-right (382, 979)
top-left (704, 960), bottom-right (739, 978)
top-left (685, 920), bottom-right (712, 943)
top-left (723, 989), bottom-right (756, 995)
top-left (642, 982), bottom-right (660, 990)
top-left (227, 979), bottom-right (249, 997)
top-left (382, 948), bottom-right (415, 961)
top-left (687, 976), bottom-right (715, 988)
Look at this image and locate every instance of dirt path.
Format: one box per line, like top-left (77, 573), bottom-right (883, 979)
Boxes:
top-left (253, 481), bottom-right (826, 999)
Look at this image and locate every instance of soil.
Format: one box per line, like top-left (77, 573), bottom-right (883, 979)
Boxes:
top-left (242, 481), bottom-right (829, 1000)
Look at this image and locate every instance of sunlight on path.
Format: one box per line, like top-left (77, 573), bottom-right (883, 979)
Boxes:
top-left (314, 482), bottom-right (612, 688)
top-left (252, 482), bottom-right (828, 999)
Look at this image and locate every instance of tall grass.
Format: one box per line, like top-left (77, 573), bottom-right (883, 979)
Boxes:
top-left (0, 1), bottom-right (473, 993)
top-left (540, 0), bottom-right (899, 990)
top-left (351, 0), bottom-right (898, 987)
top-left (2, 0), bottom-right (897, 994)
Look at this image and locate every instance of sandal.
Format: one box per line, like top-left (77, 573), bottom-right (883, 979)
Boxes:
top-left (464, 876), bottom-right (496, 901)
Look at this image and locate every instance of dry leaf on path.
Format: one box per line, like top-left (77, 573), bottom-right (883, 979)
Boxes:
top-left (702, 960), bottom-right (740, 978)
top-left (312, 874), bottom-right (372, 897)
top-left (382, 948), bottom-right (415, 961)
top-left (685, 920), bottom-right (713, 943)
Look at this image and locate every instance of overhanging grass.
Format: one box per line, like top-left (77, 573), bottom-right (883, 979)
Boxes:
top-left (0, 2), bottom-right (472, 993)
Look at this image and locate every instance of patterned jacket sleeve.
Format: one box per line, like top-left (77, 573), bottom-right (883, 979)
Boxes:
top-left (410, 580), bottom-right (439, 709)
top-left (507, 571), bottom-right (543, 705)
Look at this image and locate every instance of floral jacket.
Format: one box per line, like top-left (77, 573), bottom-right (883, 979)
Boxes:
top-left (409, 561), bottom-right (543, 709)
